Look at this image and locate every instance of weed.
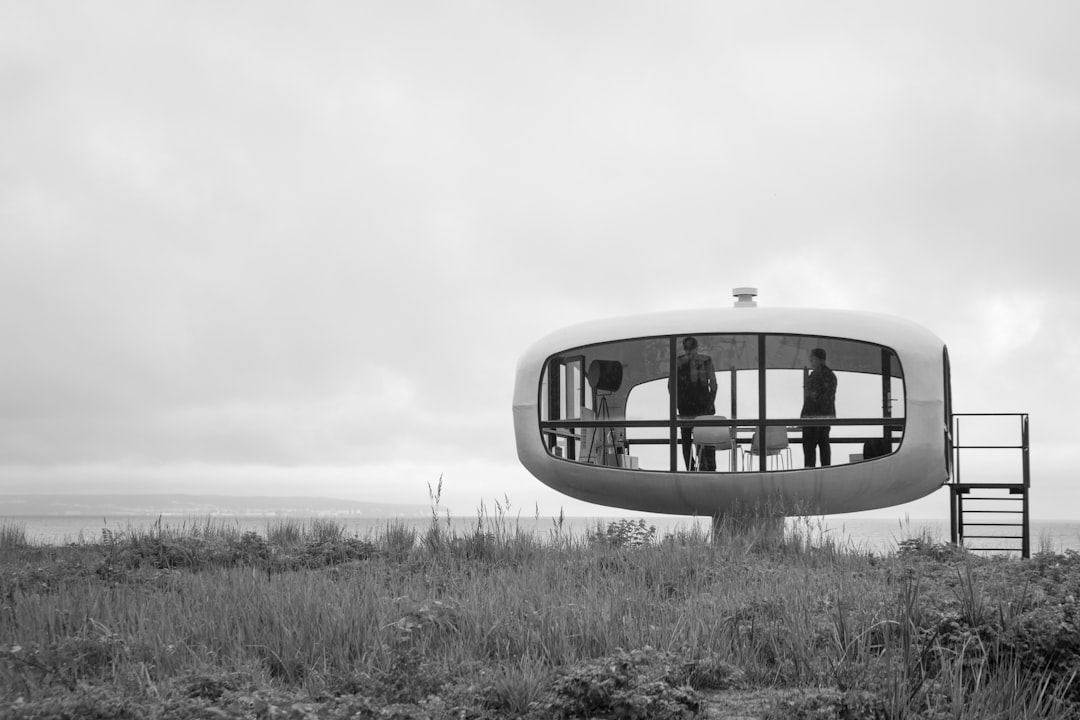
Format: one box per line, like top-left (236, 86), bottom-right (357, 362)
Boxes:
top-left (480, 654), bottom-right (550, 715)
top-left (544, 647), bottom-right (701, 719)
top-left (766, 688), bottom-right (886, 720)
top-left (266, 518), bottom-right (305, 547)
top-left (591, 518), bottom-right (657, 547)
top-left (952, 559), bottom-right (989, 628)
top-left (0, 523), bottom-right (28, 552)
top-left (381, 521), bottom-right (417, 560)
top-left (896, 528), bottom-right (961, 561)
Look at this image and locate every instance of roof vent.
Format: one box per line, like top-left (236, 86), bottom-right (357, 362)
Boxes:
top-left (733, 287), bottom-right (758, 308)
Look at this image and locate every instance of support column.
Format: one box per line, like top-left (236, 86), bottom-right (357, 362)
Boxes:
top-left (711, 511), bottom-right (784, 546)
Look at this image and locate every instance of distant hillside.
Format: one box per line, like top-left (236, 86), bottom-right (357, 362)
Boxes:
top-left (0, 493), bottom-right (431, 518)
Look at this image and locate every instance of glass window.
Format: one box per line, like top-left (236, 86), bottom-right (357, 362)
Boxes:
top-left (539, 332), bottom-right (904, 472)
top-left (540, 337), bottom-right (668, 467)
top-left (625, 378), bottom-right (673, 471)
top-left (761, 335), bottom-right (905, 469)
top-left (675, 334), bottom-right (759, 420)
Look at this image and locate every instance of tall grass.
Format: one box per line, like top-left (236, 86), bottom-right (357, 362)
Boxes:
top-left (1, 510), bottom-right (1078, 719)
top-left (0, 522), bottom-right (29, 567)
top-left (0, 522), bottom-right (28, 550)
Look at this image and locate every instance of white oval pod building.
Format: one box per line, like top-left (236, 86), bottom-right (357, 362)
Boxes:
top-left (512, 298), bottom-right (952, 517)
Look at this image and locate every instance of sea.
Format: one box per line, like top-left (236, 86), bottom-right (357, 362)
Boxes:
top-left (3, 514), bottom-right (1079, 555)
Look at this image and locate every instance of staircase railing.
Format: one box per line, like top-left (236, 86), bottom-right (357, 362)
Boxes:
top-left (949, 413), bottom-right (1030, 558)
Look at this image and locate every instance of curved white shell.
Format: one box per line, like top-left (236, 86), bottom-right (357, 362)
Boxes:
top-left (512, 307), bottom-right (949, 516)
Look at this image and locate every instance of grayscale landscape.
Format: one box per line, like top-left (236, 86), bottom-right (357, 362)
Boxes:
top-left (3, 2), bottom-right (1078, 718)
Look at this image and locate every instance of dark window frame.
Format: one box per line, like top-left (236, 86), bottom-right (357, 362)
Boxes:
top-left (538, 332), bottom-right (907, 472)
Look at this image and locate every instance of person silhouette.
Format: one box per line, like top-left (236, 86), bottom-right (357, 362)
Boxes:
top-left (801, 347), bottom-right (837, 467)
top-left (669, 336), bottom-right (717, 470)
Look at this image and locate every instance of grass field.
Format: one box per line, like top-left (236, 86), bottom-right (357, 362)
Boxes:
top-left (2, 494), bottom-right (1079, 719)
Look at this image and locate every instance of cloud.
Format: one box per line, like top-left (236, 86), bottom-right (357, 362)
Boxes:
top-left (1, 2), bottom-right (1078, 518)
top-left (979, 292), bottom-right (1045, 356)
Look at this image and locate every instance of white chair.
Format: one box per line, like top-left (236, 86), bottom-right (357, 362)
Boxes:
top-left (692, 416), bottom-right (734, 471)
top-left (743, 426), bottom-right (792, 470)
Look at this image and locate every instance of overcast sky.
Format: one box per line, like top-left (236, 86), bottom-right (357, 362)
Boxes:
top-left (2, 2), bottom-right (1077, 521)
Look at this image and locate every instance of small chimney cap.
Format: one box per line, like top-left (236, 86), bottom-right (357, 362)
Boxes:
top-left (733, 287), bottom-right (758, 308)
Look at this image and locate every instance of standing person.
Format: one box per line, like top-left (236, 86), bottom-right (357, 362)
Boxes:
top-left (801, 347), bottom-right (837, 467)
top-left (669, 336), bottom-right (717, 470)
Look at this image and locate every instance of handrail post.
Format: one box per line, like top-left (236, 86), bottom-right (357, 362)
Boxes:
top-left (950, 484), bottom-right (958, 547)
top-left (1022, 414), bottom-right (1030, 488)
top-left (954, 415), bottom-right (962, 484)
top-left (1022, 483), bottom-right (1030, 558)
top-left (1022, 413), bottom-right (1031, 558)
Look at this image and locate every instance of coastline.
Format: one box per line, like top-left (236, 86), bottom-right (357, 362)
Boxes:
top-left (3, 513), bottom-right (1078, 554)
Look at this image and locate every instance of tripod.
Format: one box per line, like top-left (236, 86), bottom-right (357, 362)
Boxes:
top-left (594, 391), bottom-right (619, 466)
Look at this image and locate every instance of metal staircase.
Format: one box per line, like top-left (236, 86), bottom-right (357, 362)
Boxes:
top-left (949, 413), bottom-right (1031, 558)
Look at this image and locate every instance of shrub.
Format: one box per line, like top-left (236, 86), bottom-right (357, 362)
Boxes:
top-left (543, 647), bottom-right (701, 720)
top-left (766, 689), bottom-right (887, 720)
top-left (591, 519), bottom-right (657, 548)
top-left (896, 531), bottom-right (961, 561)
